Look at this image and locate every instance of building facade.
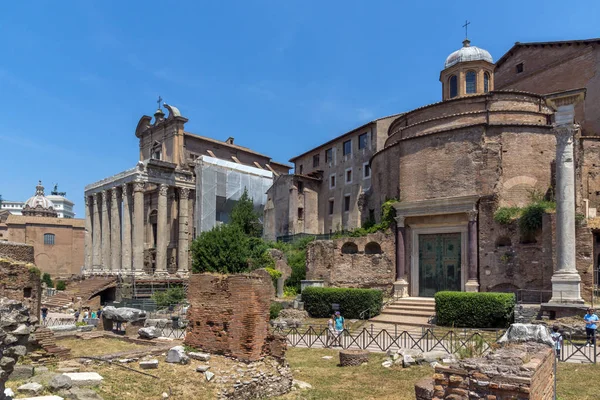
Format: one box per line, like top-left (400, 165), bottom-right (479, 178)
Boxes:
top-left (84, 104), bottom-right (289, 277)
top-left (1, 184), bottom-right (76, 218)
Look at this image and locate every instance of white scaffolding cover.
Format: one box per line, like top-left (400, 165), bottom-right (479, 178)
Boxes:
top-left (195, 155), bottom-right (274, 233)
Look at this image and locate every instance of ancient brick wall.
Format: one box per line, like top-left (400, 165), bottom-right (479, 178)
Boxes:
top-left (184, 271), bottom-right (275, 362)
top-left (416, 343), bottom-right (554, 400)
top-left (0, 241), bottom-right (35, 263)
top-left (0, 259), bottom-right (42, 318)
top-left (306, 231), bottom-right (395, 292)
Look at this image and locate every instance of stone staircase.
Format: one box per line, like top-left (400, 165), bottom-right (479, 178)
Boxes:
top-left (30, 326), bottom-right (71, 364)
top-left (42, 277), bottom-right (117, 310)
top-left (369, 297), bottom-right (436, 328)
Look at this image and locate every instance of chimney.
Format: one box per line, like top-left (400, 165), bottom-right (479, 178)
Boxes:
top-left (226, 137), bottom-right (235, 145)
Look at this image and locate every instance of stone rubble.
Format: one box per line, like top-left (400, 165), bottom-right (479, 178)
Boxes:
top-left (139, 360), bottom-right (159, 370)
top-left (138, 326), bottom-right (161, 340)
top-left (165, 346), bottom-right (189, 365)
top-left (101, 306), bottom-right (146, 322)
top-left (17, 382), bottom-right (44, 395)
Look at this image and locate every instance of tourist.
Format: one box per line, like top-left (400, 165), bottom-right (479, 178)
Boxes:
top-left (334, 311), bottom-right (345, 344)
top-left (74, 310), bottom-right (80, 323)
top-left (83, 309), bottom-right (89, 322)
top-left (41, 306), bottom-right (48, 324)
top-left (326, 314), bottom-right (336, 348)
top-left (584, 307), bottom-right (599, 347)
top-left (97, 308), bottom-right (103, 319)
top-left (91, 310), bottom-right (97, 319)
top-left (550, 325), bottom-right (563, 358)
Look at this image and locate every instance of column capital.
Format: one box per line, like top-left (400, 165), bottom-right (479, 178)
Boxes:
top-left (180, 187), bottom-right (191, 200)
top-left (122, 183), bottom-right (131, 196)
top-left (467, 210), bottom-right (478, 222)
top-left (101, 190), bottom-right (109, 201)
top-left (133, 181), bottom-right (145, 193)
top-left (158, 183), bottom-right (169, 196)
top-left (93, 193), bottom-right (100, 205)
top-left (394, 215), bottom-right (405, 228)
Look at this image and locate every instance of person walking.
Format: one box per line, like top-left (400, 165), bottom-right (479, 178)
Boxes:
top-left (550, 325), bottom-right (563, 358)
top-left (334, 311), bottom-right (345, 346)
top-left (41, 306), bottom-right (48, 325)
top-left (584, 307), bottom-right (599, 347)
top-left (326, 314), bottom-right (336, 348)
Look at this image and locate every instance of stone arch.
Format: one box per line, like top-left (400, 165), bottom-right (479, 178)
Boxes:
top-left (495, 236), bottom-right (512, 248)
top-left (365, 242), bottom-right (382, 255)
top-left (341, 242), bottom-right (358, 255)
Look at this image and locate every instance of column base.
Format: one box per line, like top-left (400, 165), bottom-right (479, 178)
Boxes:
top-left (465, 279), bottom-right (480, 292)
top-left (393, 279), bottom-right (409, 298)
top-left (549, 272), bottom-right (584, 304)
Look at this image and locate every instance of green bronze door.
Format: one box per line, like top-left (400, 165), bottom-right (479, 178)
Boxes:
top-left (418, 233), bottom-right (462, 297)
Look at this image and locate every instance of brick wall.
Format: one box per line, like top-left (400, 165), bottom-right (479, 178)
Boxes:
top-left (184, 270), bottom-right (275, 362)
top-left (306, 231), bottom-right (395, 292)
top-left (0, 241), bottom-right (35, 263)
top-left (0, 259), bottom-right (42, 318)
top-left (416, 343), bottom-right (554, 400)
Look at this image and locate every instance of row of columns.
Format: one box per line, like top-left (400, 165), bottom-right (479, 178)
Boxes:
top-left (84, 183), bottom-right (190, 274)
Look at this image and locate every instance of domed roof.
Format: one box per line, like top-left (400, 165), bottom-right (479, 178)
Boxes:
top-left (444, 39), bottom-right (493, 69)
top-left (22, 181), bottom-right (57, 217)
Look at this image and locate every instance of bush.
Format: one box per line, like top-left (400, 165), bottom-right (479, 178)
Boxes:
top-left (55, 280), bottom-right (66, 291)
top-left (435, 291), bottom-right (515, 328)
top-left (152, 287), bottom-right (186, 308)
top-left (270, 302), bottom-right (283, 320)
top-left (302, 287), bottom-right (383, 319)
top-left (493, 207), bottom-right (521, 224)
top-left (42, 273), bottom-right (54, 288)
top-left (265, 267), bottom-right (282, 287)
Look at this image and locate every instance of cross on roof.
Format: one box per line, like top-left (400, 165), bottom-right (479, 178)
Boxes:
top-left (157, 95), bottom-right (163, 110)
top-left (462, 20), bottom-right (470, 39)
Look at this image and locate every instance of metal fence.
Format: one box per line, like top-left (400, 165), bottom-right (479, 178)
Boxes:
top-left (275, 324), bottom-right (600, 364)
top-left (42, 317), bottom-right (76, 327)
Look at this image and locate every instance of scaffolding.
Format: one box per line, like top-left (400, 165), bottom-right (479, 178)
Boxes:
top-left (195, 155), bottom-right (274, 233)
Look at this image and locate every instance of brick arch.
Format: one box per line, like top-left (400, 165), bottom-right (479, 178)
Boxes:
top-left (503, 176), bottom-right (538, 190)
top-left (503, 176), bottom-right (539, 207)
top-left (341, 242), bottom-right (358, 255)
top-left (365, 242), bottom-right (382, 255)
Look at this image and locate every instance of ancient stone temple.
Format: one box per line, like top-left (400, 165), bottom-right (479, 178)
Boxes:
top-left (269, 37), bottom-right (600, 301)
top-left (84, 104), bottom-right (289, 282)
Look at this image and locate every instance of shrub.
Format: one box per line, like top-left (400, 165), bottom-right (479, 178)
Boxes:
top-left (302, 287), bottom-right (383, 319)
top-left (493, 207), bottom-right (521, 224)
top-left (283, 286), bottom-right (298, 297)
top-left (435, 291), bottom-right (515, 328)
top-left (265, 267), bottom-right (282, 287)
top-left (42, 272), bottom-right (54, 288)
top-left (28, 266), bottom-right (41, 277)
top-left (152, 287), bottom-right (186, 308)
top-left (270, 302), bottom-right (283, 320)
top-left (55, 280), bottom-right (67, 291)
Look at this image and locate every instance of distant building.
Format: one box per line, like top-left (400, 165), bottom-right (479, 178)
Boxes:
top-left (1, 184), bottom-right (75, 218)
top-left (0, 200), bottom-right (24, 215)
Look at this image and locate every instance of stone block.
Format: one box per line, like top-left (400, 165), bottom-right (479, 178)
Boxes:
top-left (140, 360), bottom-right (159, 369)
top-left (62, 372), bottom-right (104, 387)
top-left (49, 374), bottom-right (72, 391)
top-left (196, 365), bottom-right (210, 373)
top-left (17, 382), bottom-right (44, 395)
top-left (497, 323), bottom-right (554, 347)
top-left (188, 352), bottom-right (210, 362)
top-left (138, 327), bottom-right (161, 339)
top-left (205, 371), bottom-right (215, 382)
top-left (8, 364), bottom-right (34, 381)
top-left (165, 346), bottom-right (189, 365)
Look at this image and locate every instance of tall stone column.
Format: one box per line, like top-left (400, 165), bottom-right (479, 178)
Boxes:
top-left (132, 182), bottom-right (145, 274)
top-left (465, 211), bottom-right (480, 292)
top-left (121, 184), bottom-right (132, 274)
top-left (101, 190), bottom-right (111, 272)
top-left (110, 187), bottom-right (122, 272)
top-left (178, 188), bottom-right (190, 274)
top-left (393, 216), bottom-right (409, 298)
top-left (92, 194), bottom-right (102, 271)
top-left (84, 195), bottom-right (92, 271)
top-left (156, 184), bottom-right (169, 274)
top-left (546, 90), bottom-right (586, 304)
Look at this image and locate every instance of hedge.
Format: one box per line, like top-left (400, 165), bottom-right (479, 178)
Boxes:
top-left (302, 287), bottom-right (383, 319)
top-left (435, 291), bottom-right (515, 328)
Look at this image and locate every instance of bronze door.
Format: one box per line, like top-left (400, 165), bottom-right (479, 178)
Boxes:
top-left (418, 233), bottom-right (462, 297)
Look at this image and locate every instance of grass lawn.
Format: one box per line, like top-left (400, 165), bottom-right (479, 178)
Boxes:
top-left (56, 337), bottom-right (150, 358)
top-left (557, 363), bottom-right (600, 400)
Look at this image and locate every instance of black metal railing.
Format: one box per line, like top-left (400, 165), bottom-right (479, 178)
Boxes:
top-left (42, 317), bottom-right (77, 327)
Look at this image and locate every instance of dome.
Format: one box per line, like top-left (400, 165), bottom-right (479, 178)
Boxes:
top-left (444, 39), bottom-right (493, 69)
top-left (22, 181), bottom-right (58, 217)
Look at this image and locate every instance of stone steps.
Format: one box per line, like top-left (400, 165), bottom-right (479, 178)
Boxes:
top-left (370, 297), bottom-right (436, 327)
top-left (369, 313), bottom-right (433, 327)
top-left (379, 309), bottom-right (434, 317)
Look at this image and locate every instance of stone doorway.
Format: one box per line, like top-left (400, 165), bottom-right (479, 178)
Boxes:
top-left (418, 233), bottom-right (462, 297)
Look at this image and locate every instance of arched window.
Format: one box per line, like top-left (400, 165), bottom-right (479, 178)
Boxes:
top-left (365, 242), bottom-right (382, 254)
top-left (151, 141), bottom-right (162, 160)
top-left (44, 233), bottom-right (55, 245)
top-left (449, 75), bottom-right (458, 98)
top-left (341, 242), bottom-right (358, 254)
top-left (466, 71), bottom-right (477, 94)
top-left (484, 72), bottom-right (490, 93)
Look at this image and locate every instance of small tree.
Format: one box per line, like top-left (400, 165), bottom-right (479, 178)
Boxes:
top-left (152, 287), bottom-right (186, 308)
top-left (230, 188), bottom-right (262, 237)
top-left (191, 224), bottom-right (252, 273)
top-left (42, 273), bottom-right (54, 288)
top-left (56, 280), bottom-right (66, 291)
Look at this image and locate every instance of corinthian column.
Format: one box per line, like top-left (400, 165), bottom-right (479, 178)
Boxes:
top-left (178, 188), bottom-right (190, 274)
top-left (121, 184), bottom-right (132, 273)
top-left (546, 90), bottom-right (586, 304)
top-left (110, 187), bottom-right (122, 272)
top-left (101, 190), bottom-right (111, 271)
top-left (132, 182), bottom-right (145, 274)
top-left (92, 194), bottom-right (101, 271)
top-left (84, 195), bottom-right (92, 271)
top-left (156, 184), bottom-right (169, 274)
top-left (393, 216), bottom-right (409, 298)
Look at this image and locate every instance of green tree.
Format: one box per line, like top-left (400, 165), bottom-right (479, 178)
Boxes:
top-left (191, 224), bottom-right (250, 273)
top-left (42, 273), bottom-right (54, 288)
top-left (152, 287), bottom-right (186, 308)
top-left (230, 188), bottom-right (262, 237)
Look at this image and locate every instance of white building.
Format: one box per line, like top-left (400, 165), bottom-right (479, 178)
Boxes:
top-left (0, 200), bottom-right (24, 215)
top-left (1, 184), bottom-right (76, 218)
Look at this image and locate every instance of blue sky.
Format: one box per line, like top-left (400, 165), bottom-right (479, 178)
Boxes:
top-left (1, 0), bottom-right (598, 217)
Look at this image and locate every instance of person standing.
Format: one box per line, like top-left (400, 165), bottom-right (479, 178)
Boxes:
top-left (334, 311), bottom-right (345, 345)
top-left (550, 325), bottom-right (563, 358)
top-left (584, 307), bottom-right (599, 347)
top-left (41, 306), bottom-right (48, 325)
top-left (74, 310), bottom-right (80, 323)
top-left (326, 314), bottom-right (336, 348)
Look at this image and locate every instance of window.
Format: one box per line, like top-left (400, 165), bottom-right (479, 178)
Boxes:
top-left (344, 195), bottom-right (351, 212)
top-left (298, 164), bottom-right (303, 174)
top-left (44, 233), bottom-right (55, 245)
top-left (151, 141), bottom-right (162, 160)
top-left (297, 181), bottom-right (304, 193)
top-left (449, 75), bottom-right (458, 98)
top-left (325, 148), bottom-right (333, 163)
top-left (343, 140), bottom-right (352, 156)
top-left (330, 174), bottom-right (336, 189)
top-left (465, 71), bottom-right (477, 94)
top-left (358, 133), bottom-right (368, 150)
top-left (23, 288), bottom-right (32, 298)
top-left (345, 168), bottom-right (352, 184)
top-left (328, 199), bottom-right (334, 215)
top-left (313, 154), bottom-right (320, 167)
top-left (516, 63), bottom-right (524, 73)
top-left (363, 162), bottom-right (371, 179)
top-left (484, 72), bottom-right (490, 93)
top-left (298, 208), bottom-right (304, 220)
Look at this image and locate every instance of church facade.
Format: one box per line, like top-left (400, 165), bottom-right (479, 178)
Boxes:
top-left (267, 38), bottom-right (600, 300)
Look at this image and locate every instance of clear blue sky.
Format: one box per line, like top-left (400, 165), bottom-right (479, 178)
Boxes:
top-left (1, 0), bottom-right (598, 217)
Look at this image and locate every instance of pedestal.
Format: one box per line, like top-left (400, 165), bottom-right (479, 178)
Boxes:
top-left (465, 280), bottom-right (480, 292)
top-left (393, 279), bottom-right (409, 298)
top-left (549, 273), bottom-right (584, 304)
